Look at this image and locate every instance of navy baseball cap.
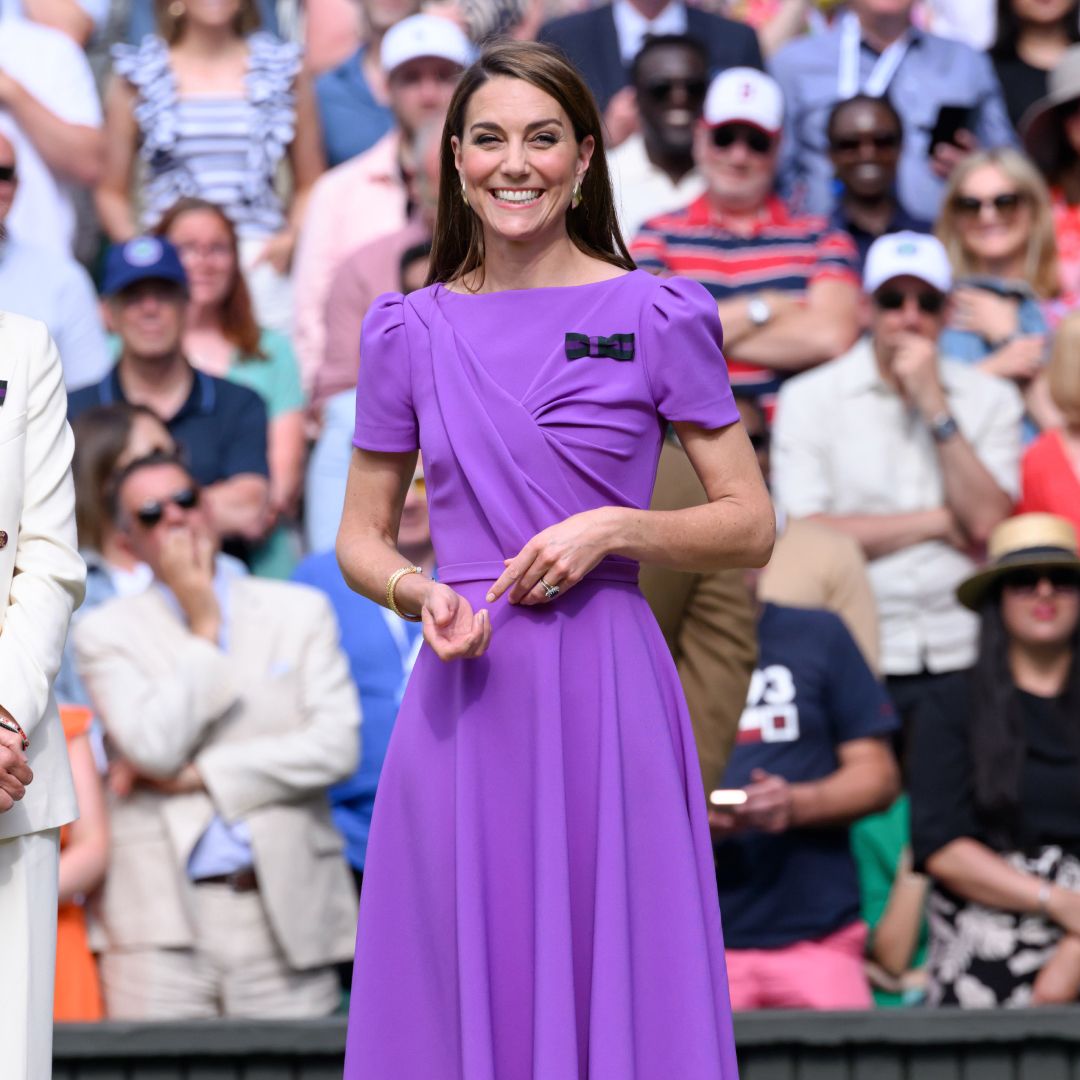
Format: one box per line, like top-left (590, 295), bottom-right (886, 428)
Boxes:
top-left (102, 236), bottom-right (188, 297)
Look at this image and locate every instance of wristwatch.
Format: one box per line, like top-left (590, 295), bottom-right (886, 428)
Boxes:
top-left (928, 411), bottom-right (960, 444)
top-left (747, 295), bottom-right (772, 328)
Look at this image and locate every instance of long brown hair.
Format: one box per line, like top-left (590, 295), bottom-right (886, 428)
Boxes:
top-left (155, 0), bottom-right (260, 44)
top-left (427, 40), bottom-right (634, 289)
top-left (156, 197), bottom-right (266, 359)
top-left (936, 148), bottom-right (1062, 299)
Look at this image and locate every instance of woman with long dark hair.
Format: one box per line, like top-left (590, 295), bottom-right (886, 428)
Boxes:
top-left (336, 40), bottom-right (772, 1077)
top-left (910, 513), bottom-right (1080, 1007)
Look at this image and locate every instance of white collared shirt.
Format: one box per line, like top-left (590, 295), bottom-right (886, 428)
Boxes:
top-left (771, 337), bottom-right (1023, 677)
top-left (611, 0), bottom-right (687, 66)
top-left (607, 133), bottom-right (706, 238)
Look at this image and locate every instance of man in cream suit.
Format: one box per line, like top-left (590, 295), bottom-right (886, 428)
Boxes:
top-left (0, 314), bottom-right (86, 1079)
top-left (75, 451), bottom-right (361, 1018)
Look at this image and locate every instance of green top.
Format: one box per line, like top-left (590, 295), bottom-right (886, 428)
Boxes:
top-left (851, 794), bottom-right (929, 1008)
top-left (228, 328), bottom-right (305, 419)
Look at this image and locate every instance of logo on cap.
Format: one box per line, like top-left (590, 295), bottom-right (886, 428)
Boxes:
top-left (124, 237), bottom-right (164, 267)
top-left (740, 81), bottom-right (753, 99)
top-left (897, 241), bottom-right (918, 255)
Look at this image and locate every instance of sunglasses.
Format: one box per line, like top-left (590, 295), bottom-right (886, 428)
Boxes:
top-left (645, 78), bottom-right (708, 104)
top-left (873, 288), bottom-right (947, 315)
top-left (830, 132), bottom-right (900, 155)
top-left (952, 192), bottom-right (1026, 218)
top-left (711, 124), bottom-right (774, 155)
top-left (134, 487), bottom-right (200, 528)
top-left (0, 165), bottom-right (16, 183)
top-left (1001, 568), bottom-right (1080, 594)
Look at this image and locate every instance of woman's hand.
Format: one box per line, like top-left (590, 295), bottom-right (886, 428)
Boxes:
top-left (254, 228), bottom-right (297, 275)
top-left (421, 582), bottom-right (492, 661)
top-left (486, 508), bottom-right (623, 606)
top-left (979, 335), bottom-right (1046, 383)
top-left (949, 286), bottom-right (1021, 343)
top-left (1032, 934), bottom-right (1080, 1005)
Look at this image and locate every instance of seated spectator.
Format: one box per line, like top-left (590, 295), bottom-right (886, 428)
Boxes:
top-left (709, 580), bottom-right (900, 1010)
top-left (0, 133), bottom-right (110, 391)
top-left (316, 0), bottom-right (420, 168)
top-left (304, 118), bottom-right (440, 554)
top-left (1020, 46), bottom-right (1080, 301)
top-left (67, 238), bottom-right (272, 551)
top-left (0, 8), bottom-right (104, 255)
top-left (537, 0), bottom-right (761, 148)
top-left (96, 0), bottom-right (324, 333)
top-left (633, 67), bottom-right (860, 411)
top-left (771, 0), bottom-right (1017, 219)
top-left (826, 94), bottom-right (932, 269)
top-left (1018, 310), bottom-right (1080, 531)
top-left (75, 452), bottom-right (361, 1019)
top-left (639, 435), bottom-right (758, 791)
top-left (910, 513), bottom-right (1080, 1007)
top-left (158, 199), bottom-right (305, 579)
top-left (293, 461), bottom-right (432, 893)
top-left (991, 0), bottom-right (1080, 132)
top-left (53, 403), bottom-right (178, 712)
top-left (293, 13), bottom-right (469, 389)
top-left (607, 35), bottom-right (708, 238)
top-left (936, 150), bottom-right (1058, 433)
top-left (54, 705), bottom-right (106, 1023)
top-left (737, 393), bottom-right (881, 671)
top-left (773, 232), bottom-right (1022, 730)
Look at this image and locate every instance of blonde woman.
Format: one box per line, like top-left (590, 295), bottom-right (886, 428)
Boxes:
top-left (1019, 311), bottom-right (1080, 532)
top-left (95, 0), bottom-right (325, 333)
top-left (936, 148), bottom-right (1061, 433)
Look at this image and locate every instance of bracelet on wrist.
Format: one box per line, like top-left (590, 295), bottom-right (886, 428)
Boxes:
top-left (386, 565), bottom-right (423, 622)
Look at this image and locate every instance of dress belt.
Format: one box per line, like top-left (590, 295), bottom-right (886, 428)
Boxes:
top-left (436, 557), bottom-right (640, 587)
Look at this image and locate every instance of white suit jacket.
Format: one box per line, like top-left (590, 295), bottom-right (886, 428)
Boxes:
top-left (0, 312), bottom-right (86, 842)
top-left (74, 577), bottom-right (362, 969)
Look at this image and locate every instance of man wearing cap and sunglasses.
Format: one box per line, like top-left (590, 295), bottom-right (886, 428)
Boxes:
top-left (631, 67), bottom-right (861, 415)
top-left (772, 231), bottom-right (1024, 729)
top-left (73, 450), bottom-right (361, 1019)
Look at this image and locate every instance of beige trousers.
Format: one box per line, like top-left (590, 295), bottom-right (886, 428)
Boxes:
top-left (0, 829), bottom-right (60, 1080)
top-left (100, 883), bottom-right (340, 1019)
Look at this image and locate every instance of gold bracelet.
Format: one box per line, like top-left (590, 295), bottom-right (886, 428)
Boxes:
top-left (386, 565), bottom-right (423, 621)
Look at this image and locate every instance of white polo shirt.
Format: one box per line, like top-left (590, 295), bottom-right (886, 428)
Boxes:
top-left (771, 337), bottom-right (1023, 677)
top-left (607, 133), bottom-right (705, 240)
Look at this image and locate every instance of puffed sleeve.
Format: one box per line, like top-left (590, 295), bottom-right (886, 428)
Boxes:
top-left (352, 293), bottom-right (419, 453)
top-left (640, 276), bottom-right (739, 429)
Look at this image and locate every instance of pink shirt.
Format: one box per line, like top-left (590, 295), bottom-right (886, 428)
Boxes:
top-left (292, 130), bottom-right (408, 393)
top-left (315, 218), bottom-right (431, 409)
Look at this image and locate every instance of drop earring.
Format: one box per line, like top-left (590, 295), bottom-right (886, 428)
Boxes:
top-left (571, 179), bottom-right (583, 209)
top-left (460, 176), bottom-right (470, 208)
top-left (168, 0), bottom-right (185, 17)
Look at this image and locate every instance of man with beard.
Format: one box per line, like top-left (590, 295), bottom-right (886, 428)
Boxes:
top-left (608, 34), bottom-right (710, 237)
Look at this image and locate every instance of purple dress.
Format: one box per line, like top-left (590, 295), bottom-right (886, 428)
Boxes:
top-left (345, 269), bottom-right (741, 1079)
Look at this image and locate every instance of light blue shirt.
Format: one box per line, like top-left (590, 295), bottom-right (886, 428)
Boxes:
top-left (0, 236), bottom-right (111, 391)
top-left (155, 556), bottom-right (256, 881)
top-left (770, 22), bottom-right (1017, 218)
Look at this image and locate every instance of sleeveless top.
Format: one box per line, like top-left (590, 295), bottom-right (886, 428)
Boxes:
top-left (112, 33), bottom-right (300, 238)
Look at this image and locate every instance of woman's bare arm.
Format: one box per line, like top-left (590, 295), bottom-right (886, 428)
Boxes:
top-left (95, 76), bottom-right (140, 242)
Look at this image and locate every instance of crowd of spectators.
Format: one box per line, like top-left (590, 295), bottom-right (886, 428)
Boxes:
top-left (4, 0), bottom-right (1080, 1023)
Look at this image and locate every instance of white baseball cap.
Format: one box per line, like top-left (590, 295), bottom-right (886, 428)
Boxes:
top-left (380, 14), bottom-right (473, 77)
top-left (863, 231), bottom-right (953, 295)
top-left (703, 67), bottom-right (784, 134)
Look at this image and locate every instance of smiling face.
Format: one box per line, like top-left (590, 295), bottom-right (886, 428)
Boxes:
top-left (694, 120), bottom-right (778, 213)
top-left (953, 162), bottom-right (1033, 270)
top-left (634, 43), bottom-right (708, 159)
top-left (166, 207), bottom-right (237, 311)
top-left (452, 75), bottom-right (594, 249)
top-left (828, 99), bottom-right (902, 201)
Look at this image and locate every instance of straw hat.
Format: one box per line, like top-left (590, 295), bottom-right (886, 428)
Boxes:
top-left (1020, 45), bottom-right (1080, 177)
top-left (956, 513), bottom-right (1080, 611)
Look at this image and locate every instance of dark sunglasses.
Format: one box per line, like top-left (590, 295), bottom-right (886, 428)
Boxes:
top-left (645, 78), bottom-right (708, 104)
top-left (0, 165), bottom-right (16, 183)
top-left (874, 288), bottom-right (947, 315)
top-left (1001, 568), bottom-right (1080, 594)
top-left (134, 487), bottom-right (200, 528)
top-left (830, 132), bottom-right (900, 155)
top-left (952, 192), bottom-right (1026, 218)
top-left (711, 124), bottom-right (774, 155)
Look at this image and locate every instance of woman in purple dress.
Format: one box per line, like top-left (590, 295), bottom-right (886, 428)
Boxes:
top-left (337, 40), bottom-right (773, 1079)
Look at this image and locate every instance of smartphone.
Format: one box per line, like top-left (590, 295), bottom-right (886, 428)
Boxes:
top-left (709, 789), bottom-right (748, 808)
top-left (928, 105), bottom-right (974, 157)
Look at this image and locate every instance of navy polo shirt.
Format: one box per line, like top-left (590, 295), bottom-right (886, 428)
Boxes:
top-left (315, 47), bottom-right (395, 168)
top-left (714, 604), bottom-right (898, 950)
top-left (67, 365), bottom-right (268, 486)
